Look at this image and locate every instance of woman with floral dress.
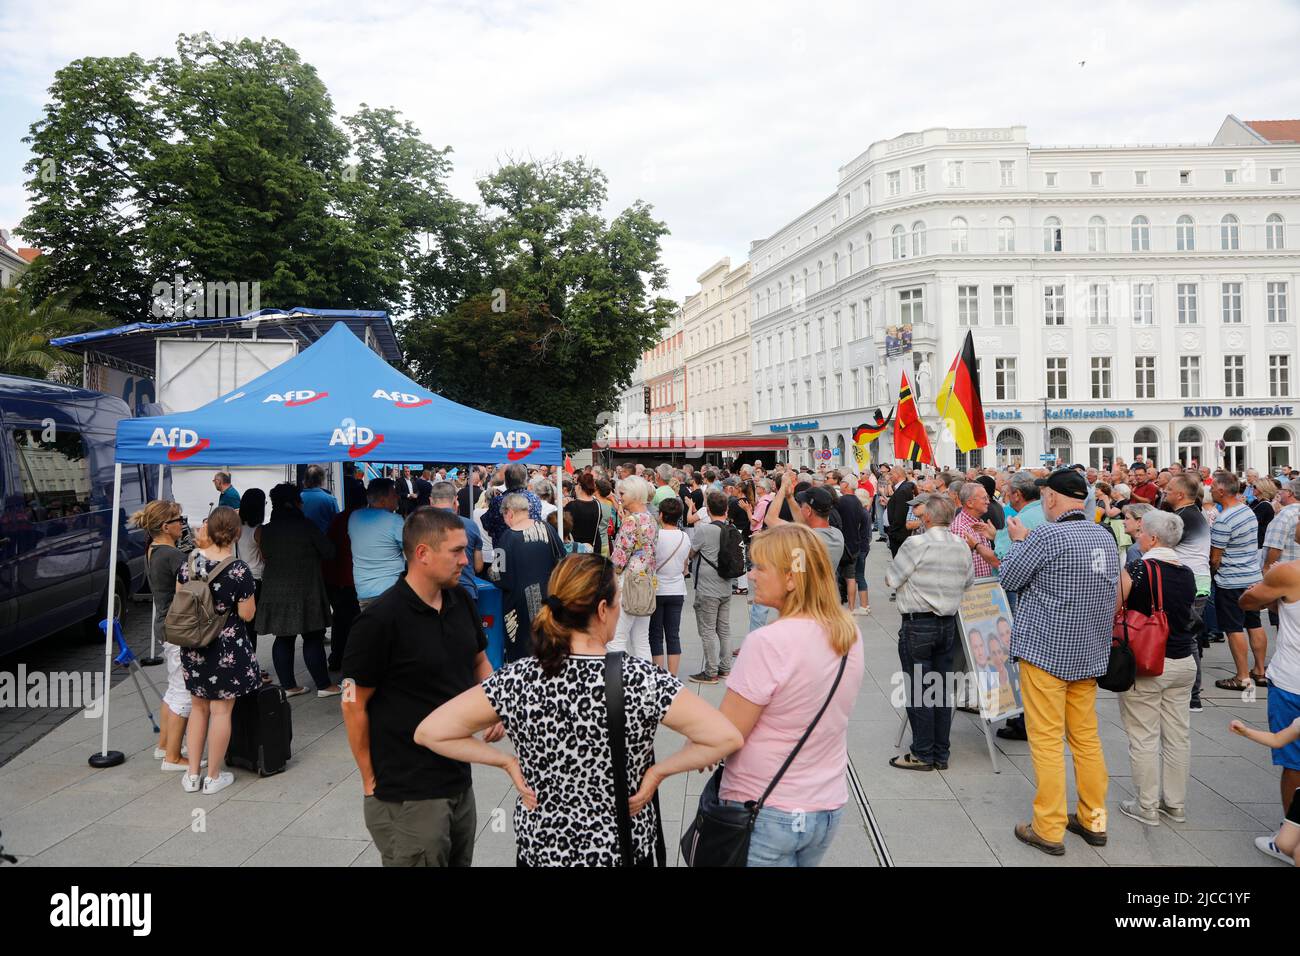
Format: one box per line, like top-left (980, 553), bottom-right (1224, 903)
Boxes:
top-left (610, 475), bottom-right (658, 661)
top-left (178, 506), bottom-right (259, 795)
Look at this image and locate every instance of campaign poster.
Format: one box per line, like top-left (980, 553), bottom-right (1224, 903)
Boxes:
top-left (957, 580), bottom-right (1023, 722)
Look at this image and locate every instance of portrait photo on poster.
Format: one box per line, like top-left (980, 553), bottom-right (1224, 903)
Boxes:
top-left (957, 579), bottom-right (1024, 722)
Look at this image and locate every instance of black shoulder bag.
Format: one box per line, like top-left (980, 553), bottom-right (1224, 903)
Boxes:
top-left (605, 652), bottom-right (667, 867)
top-left (681, 654), bottom-right (849, 867)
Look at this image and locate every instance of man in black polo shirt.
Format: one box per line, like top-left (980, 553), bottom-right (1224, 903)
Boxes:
top-left (341, 507), bottom-right (501, 867)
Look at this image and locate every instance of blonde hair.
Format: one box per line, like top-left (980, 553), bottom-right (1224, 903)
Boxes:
top-left (130, 499), bottom-right (180, 537)
top-left (749, 524), bottom-right (858, 656)
top-left (1254, 477), bottom-right (1279, 501)
top-left (618, 475), bottom-right (651, 506)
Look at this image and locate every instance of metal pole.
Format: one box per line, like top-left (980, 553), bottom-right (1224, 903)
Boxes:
top-left (90, 462), bottom-right (125, 768)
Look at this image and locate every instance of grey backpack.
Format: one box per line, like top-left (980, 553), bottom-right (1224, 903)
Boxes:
top-left (164, 553), bottom-right (237, 649)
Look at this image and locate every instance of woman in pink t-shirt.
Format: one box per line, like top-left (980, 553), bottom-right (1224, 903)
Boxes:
top-left (719, 524), bottom-right (866, 866)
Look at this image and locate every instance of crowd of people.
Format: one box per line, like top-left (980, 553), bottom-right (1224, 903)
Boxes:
top-left (130, 452), bottom-right (1299, 867)
top-left (875, 456), bottom-right (1300, 864)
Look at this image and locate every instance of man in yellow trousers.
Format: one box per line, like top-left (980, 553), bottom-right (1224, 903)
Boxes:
top-left (1001, 469), bottom-right (1119, 855)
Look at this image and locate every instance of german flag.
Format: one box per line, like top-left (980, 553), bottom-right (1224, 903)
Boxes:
top-left (894, 371), bottom-right (934, 464)
top-left (935, 330), bottom-right (987, 453)
top-left (851, 408), bottom-right (893, 470)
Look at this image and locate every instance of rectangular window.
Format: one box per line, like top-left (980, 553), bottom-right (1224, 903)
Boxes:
top-left (848, 302), bottom-right (857, 339)
top-left (1044, 171), bottom-right (1058, 187)
top-left (1179, 169), bottom-right (1191, 185)
top-left (958, 285), bottom-right (979, 327)
top-left (834, 373), bottom-right (843, 410)
top-left (1088, 283), bottom-right (1110, 325)
top-left (899, 287), bottom-right (924, 327)
top-left (1091, 356), bottom-right (1112, 399)
top-left (888, 171), bottom-right (901, 196)
top-left (851, 369), bottom-right (860, 406)
top-left (1132, 283), bottom-right (1154, 326)
top-left (1268, 281), bottom-right (1289, 323)
top-left (911, 165), bottom-right (926, 192)
top-left (1046, 357), bottom-right (1068, 399)
top-left (1224, 355), bottom-right (1245, 398)
top-left (1044, 284), bottom-right (1066, 325)
top-left (864, 298), bottom-right (873, 334)
top-left (1177, 283), bottom-right (1198, 324)
top-left (1221, 282), bottom-right (1242, 323)
top-left (993, 285), bottom-right (1015, 325)
top-left (1271, 355), bottom-right (1291, 397)
top-left (946, 160), bottom-right (964, 187)
top-left (1135, 356), bottom-right (1155, 398)
top-left (819, 378), bottom-right (826, 412)
top-left (995, 357), bottom-right (1017, 400)
top-left (1270, 168), bottom-right (1284, 185)
top-left (1180, 355), bottom-right (1201, 398)
top-left (11, 427), bottom-right (91, 519)
top-left (1134, 170), bottom-right (1148, 186)
top-left (831, 311), bottom-right (841, 347)
top-left (1000, 160), bottom-right (1015, 186)
top-left (1224, 168), bottom-right (1237, 184)
top-left (1090, 171), bottom-right (1103, 187)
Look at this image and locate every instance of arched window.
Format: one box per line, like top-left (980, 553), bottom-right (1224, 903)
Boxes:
top-left (1220, 214), bottom-right (1239, 251)
top-left (1223, 425), bottom-right (1247, 472)
top-left (1177, 426), bottom-right (1204, 469)
top-left (778, 281), bottom-right (786, 308)
top-left (1130, 215), bottom-right (1150, 252)
top-left (803, 267), bottom-right (811, 296)
top-left (816, 261), bottom-right (825, 290)
top-left (891, 225), bottom-right (906, 260)
top-left (950, 217), bottom-right (969, 253)
top-left (865, 232), bottom-right (872, 265)
top-left (833, 252), bottom-right (840, 282)
top-left (847, 241), bottom-right (855, 273)
top-left (911, 221), bottom-right (927, 256)
top-left (995, 428), bottom-right (1024, 469)
top-left (1043, 216), bottom-right (1062, 253)
top-left (997, 216), bottom-right (1015, 252)
top-left (1176, 214), bottom-right (1195, 251)
top-left (1088, 216), bottom-right (1106, 252)
top-left (1088, 428), bottom-right (1117, 470)
top-left (1133, 427), bottom-right (1159, 465)
top-left (1266, 213), bottom-right (1286, 250)
top-left (1048, 427), bottom-right (1072, 464)
top-left (1269, 425), bottom-right (1293, 472)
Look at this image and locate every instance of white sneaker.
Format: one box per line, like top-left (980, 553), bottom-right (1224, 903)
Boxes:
top-left (153, 747), bottom-right (166, 760)
top-left (181, 773), bottom-right (201, 793)
top-left (161, 759), bottom-right (205, 772)
top-left (1254, 835), bottom-right (1296, 865)
top-left (1120, 799), bottom-right (1160, 826)
top-left (202, 771), bottom-right (234, 795)
top-left (317, 687), bottom-right (342, 698)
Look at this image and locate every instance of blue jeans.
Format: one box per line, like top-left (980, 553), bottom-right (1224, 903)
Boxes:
top-left (854, 551), bottom-right (868, 590)
top-left (898, 615), bottom-right (958, 764)
top-left (649, 593), bottom-right (684, 656)
top-left (719, 802), bottom-right (843, 867)
top-left (748, 601), bottom-right (775, 634)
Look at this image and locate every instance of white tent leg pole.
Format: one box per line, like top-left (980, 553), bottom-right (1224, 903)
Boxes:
top-left (90, 463), bottom-right (125, 767)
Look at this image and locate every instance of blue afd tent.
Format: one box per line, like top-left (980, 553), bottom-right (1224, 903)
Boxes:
top-left (114, 321), bottom-right (562, 466)
top-left (90, 322), bottom-right (561, 769)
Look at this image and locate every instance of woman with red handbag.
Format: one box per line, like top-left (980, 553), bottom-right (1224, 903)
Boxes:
top-left (1115, 509), bottom-right (1200, 827)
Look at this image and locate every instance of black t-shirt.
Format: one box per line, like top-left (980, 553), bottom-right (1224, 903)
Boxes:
top-left (726, 497), bottom-right (752, 544)
top-left (1124, 558), bottom-right (1197, 659)
top-left (832, 493), bottom-right (866, 556)
top-left (568, 497), bottom-right (602, 550)
top-left (413, 477), bottom-right (433, 508)
top-left (342, 578), bottom-right (487, 801)
top-left (1251, 499), bottom-right (1275, 548)
top-left (681, 486), bottom-right (704, 513)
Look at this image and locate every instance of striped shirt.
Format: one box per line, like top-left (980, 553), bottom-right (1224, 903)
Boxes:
top-left (1263, 503), bottom-right (1300, 565)
top-left (1211, 503), bottom-right (1262, 589)
top-left (998, 511), bottom-right (1119, 682)
top-left (885, 527), bottom-right (975, 616)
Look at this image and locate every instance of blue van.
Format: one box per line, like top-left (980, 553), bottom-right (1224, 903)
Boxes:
top-left (0, 374), bottom-right (148, 656)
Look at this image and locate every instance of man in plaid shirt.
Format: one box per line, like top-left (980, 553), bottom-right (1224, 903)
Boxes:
top-left (1000, 469), bottom-right (1119, 856)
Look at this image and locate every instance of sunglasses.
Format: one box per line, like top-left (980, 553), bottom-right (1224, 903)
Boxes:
top-left (165, 516), bottom-right (185, 526)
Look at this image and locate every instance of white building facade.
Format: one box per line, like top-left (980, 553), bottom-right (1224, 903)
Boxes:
top-left (684, 258), bottom-right (752, 450)
top-left (749, 118), bottom-right (1300, 474)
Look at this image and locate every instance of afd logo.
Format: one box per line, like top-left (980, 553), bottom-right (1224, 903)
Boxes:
top-left (373, 388), bottom-right (431, 409)
top-left (329, 423), bottom-right (384, 459)
top-left (263, 390), bottom-right (328, 407)
top-left (492, 430), bottom-right (540, 461)
top-left (147, 427), bottom-right (210, 462)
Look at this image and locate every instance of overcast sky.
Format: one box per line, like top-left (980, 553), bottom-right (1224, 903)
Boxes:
top-left (2, 0), bottom-right (1299, 303)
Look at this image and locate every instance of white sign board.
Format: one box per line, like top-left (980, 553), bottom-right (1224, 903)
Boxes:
top-left (156, 339), bottom-right (299, 522)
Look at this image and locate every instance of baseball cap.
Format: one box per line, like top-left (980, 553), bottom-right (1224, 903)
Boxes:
top-left (1035, 469), bottom-right (1089, 500)
top-left (795, 486), bottom-right (835, 515)
top-left (722, 476), bottom-right (740, 488)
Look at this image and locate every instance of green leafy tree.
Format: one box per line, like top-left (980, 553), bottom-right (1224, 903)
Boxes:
top-left (402, 157), bottom-right (674, 450)
top-left (0, 283), bottom-right (111, 380)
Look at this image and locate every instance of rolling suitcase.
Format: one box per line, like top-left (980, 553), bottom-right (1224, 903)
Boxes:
top-left (228, 684), bottom-right (293, 776)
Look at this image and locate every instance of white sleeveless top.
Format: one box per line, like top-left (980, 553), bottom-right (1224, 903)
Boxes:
top-left (236, 524), bottom-right (264, 580)
top-left (1270, 598), bottom-right (1300, 695)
